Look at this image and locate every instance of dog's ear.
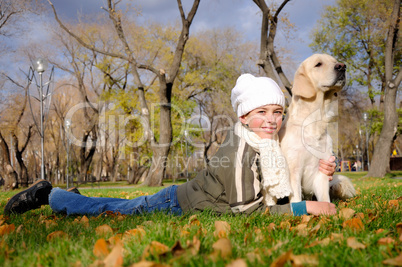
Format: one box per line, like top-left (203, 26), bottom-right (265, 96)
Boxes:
top-left (292, 64), bottom-right (316, 99)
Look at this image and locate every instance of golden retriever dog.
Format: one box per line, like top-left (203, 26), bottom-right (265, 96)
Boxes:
top-left (279, 54), bottom-right (356, 203)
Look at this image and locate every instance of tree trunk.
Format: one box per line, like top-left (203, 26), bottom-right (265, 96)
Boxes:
top-left (367, 0), bottom-right (401, 177)
top-left (79, 130), bottom-right (97, 182)
top-left (3, 165), bottom-right (18, 191)
top-left (143, 80), bottom-right (172, 186)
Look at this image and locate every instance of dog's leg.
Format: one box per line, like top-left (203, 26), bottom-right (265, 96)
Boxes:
top-left (313, 172), bottom-right (331, 202)
top-left (289, 171), bottom-right (303, 203)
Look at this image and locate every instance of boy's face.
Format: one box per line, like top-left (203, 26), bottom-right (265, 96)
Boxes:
top-left (239, 104), bottom-right (283, 139)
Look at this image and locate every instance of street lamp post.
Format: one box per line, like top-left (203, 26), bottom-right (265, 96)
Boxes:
top-left (65, 119), bottom-right (71, 189)
top-left (363, 112), bottom-right (370, 171)
top-left (34, 58), bottom-right (48, 180)
top-left (184, 130), bottom-right (189, 182)
top-left (359, 129), bottom-right (364, 171)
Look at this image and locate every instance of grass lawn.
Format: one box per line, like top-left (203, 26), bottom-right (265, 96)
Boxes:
top-left (0, 172), bottom-right (401, 266)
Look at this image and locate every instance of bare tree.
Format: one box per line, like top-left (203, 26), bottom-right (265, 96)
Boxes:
top-left (253, 0), bottom-right (293, 97)
top-left (48, 0), bottom-right (200, 186)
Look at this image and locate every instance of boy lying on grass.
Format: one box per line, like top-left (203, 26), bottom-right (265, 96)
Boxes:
top-left (4, 74), bottom-right (337, 217)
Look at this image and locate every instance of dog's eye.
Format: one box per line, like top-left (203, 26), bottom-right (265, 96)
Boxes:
top-left (315, 62), bottom-right (322, 67)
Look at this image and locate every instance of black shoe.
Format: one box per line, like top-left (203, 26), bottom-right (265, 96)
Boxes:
top-left (4, 180), bottom-right (52, 215)
top-left (66, 187), bottom-right (81, 195)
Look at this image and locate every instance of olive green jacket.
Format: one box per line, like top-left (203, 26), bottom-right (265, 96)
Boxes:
top-left (176, 128), bottom-right (292, 215)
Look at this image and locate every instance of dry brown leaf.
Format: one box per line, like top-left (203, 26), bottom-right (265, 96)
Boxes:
top-left (266, 223), bottom-right (276, 232)
top-left (382, 253), bottom-right (402, 266)
top-left (0, 224), bottom-right (15, 236)
top-left (131, 260), bottom-right (169, 267)
top-left (378, 237), bottom-right (395, 246)
top-left (214, 221), bottom-right (231, 238)
top-left (347, 237), bottom-right (366, 249)
top-left (93, 238), bottom-right (110, 258)
top-left (188, 215), bottom-right (200, 227)
top-left (389, 200), bottom-right (399, 208)
top-left (254, 228), bottom-right (264, 242)
top-left (211, 238), bottom-right (232, 260)
top-left (109, 234), bottom-right (123, 246)
top-left (301, 215), bottom-right (313, 224)
top-left (279, 221), bottom-right (291, 229)
top-left (396, 223), bottom-right (402, 235)
top-left (339, 208), bottom-right (355, 220)
top-left (44, 220), bottom-right (58, 229)
top-left (47, 230), bottom-right (68, 241)
top-left (142, 241), bottom-right (170, 258)
top-left (291, 254), bottom-right (319, 266)
top-left (103, 242), bottom-right (123, 267)
top-left (270, 250), bottom-right (292, 267)
top-left (342, 218), bottom-right (364, 231)
top-left (226, 258), bottom-right (248, 267)
top-left (16, 225), bottom-right (23, 234)
top-left (292, 223), bottom-right (308, 237)
top-left (180, 230), bottom-right (190, 238)
top-left (124, 228), bottom-right (146, 241)
top-left (330, 233), bottom-right (344, 242)
top-left (309, 222), bottom-right (322, 235)
top-left (305, 237), bottom-right (330, 248)
top-left (95, 224), bottom-right (114, 236)
top-left (186, 235), bottom-right (201, 256)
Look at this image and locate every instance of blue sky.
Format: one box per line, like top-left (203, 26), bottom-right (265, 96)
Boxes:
top-left (44, 0), bottom-right (335, 67)
top-left (1, 0), bottom-right (336, 83)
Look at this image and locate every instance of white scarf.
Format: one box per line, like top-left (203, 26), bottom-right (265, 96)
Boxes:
top-left (234, 122), bottom-right (292, 206)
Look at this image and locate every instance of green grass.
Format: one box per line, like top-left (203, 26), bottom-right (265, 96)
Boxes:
top-left (0, 172), bottom-right (401, 266)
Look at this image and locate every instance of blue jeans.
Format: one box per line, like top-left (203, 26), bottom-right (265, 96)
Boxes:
top-left (49, 185), bottom-right (182, 216)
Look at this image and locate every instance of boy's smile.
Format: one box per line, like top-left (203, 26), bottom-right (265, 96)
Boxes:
top-left (239, 104), bottom-right (283, 139)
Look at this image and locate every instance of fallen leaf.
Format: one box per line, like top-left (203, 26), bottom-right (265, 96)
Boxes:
top-left (266, 223), bottom-right (276, 232)
top-left (95, 224), bottom-right (114, 236)
top-left (186, 235), bottom-right (201, 256)
top-left (93, 238), bottom-right (110, 258)
top-left (279, 221), bottom-right (291, 229)
top-left (292, 223), bottom-right (308, 237)
top-left (109, 234), bottom-right (123, 246)
top-left (142, 241), bottom-right (169, 258)
top-left (211, 238), bottom-right (232, 260)
top-left (301, 215), bottom-right (313, 224)
top-left (270, 250), bottom-right (292, 267)
top-left (339, 208), bottom-right (355, 220)
top-left (347, 237), bottom-right (366, 249)
top-left (214, 221), bottom-right (230, 238)
top-left (330, 233), bottom-right (344, 242)
top-left (291, 254), bottom-right (319, 266)
top-left (388, 200), bottom-right (399, 208)
top-left (80, 216), bottom-right (90, 227)
top-left (378, 237), bottom-right (395, 246)
top-left (131, 260), bottom-right (169, 267)
top-left (47, 231), bottom-right (68, 241)
top-left (342, 218), bottom-right (364, 231)
top-left (0, 224), bottom-right (15, 236)
top-left (382, 253), bottom-right (402, 266)
top-left (396, 223), bottom-right (402, 235)
top-left (44, 220), bottom-right (58, 229)
top-left (226, 258), bottom-right (248, 267)
top-left (124, 228), bottom-right (146, 241)
top-left (103, 242), bottom-right (123, 267)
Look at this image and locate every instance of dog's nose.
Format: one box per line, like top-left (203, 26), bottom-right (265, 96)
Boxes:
top-left (335, 63), bottom-right (346, 71)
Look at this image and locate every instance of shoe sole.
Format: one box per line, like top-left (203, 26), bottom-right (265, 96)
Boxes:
top-left (4, 180), bottom-right (52, 215)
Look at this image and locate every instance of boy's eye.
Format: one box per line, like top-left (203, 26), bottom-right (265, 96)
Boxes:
top-left (274, 111), bottom-right (283, 115)
top-left (258, 110), bottom-right (266, 114)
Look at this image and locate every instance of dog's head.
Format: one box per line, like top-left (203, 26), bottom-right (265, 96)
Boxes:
top-left (292, 54), bottom-right (346, 99)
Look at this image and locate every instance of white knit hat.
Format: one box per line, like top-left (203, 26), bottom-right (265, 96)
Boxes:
top-left (231, 73), bottom-right (285, 117)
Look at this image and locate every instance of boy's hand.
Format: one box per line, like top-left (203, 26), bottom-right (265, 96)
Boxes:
top-left (306, 201), bottom-right (337, 216)
top-left (319, 156), bottom-right (336, 181)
